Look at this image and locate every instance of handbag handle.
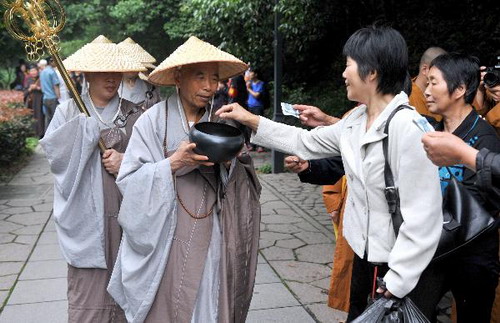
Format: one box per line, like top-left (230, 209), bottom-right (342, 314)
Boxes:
top-left (383, 105), bottom-right (412, 237)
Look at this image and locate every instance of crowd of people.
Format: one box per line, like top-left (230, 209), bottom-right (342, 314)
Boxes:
top-left (217, 26), bottom-right (500, 323)
top-left (22, 24), bottom-right (499, 323)
top-left (11, 57), bottom-right (83, 138)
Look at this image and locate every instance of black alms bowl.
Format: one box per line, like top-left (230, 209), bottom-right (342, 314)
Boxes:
top-left (189, 122), bottom-right (245, 163)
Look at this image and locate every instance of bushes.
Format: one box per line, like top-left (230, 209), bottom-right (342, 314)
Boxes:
top-left (0, 90), bottom-right (34, 166)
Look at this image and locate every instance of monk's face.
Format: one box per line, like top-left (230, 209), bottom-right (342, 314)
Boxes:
top-left (86, 72), bottom-right (123, 103)
top-left (175, 63), bottom-right (219, 110)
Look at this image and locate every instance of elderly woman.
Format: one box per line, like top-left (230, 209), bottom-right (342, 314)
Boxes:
top-left (40, 35), bottom-right (146, 322)
top-left (424, 53), bottom-right (500, 323)
top-left (217, 26), bottom-right (444, 321)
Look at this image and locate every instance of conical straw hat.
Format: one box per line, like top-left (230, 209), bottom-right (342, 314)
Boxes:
top-left (63, 35), bottom-right (147, 73)
top-left (117, 37), bottom-right (157, 65)
top-left (148, 36), bottom-right (248, 86)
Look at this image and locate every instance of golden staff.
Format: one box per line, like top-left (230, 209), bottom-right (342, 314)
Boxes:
top-left (3, 0), bottom-right (106, 152)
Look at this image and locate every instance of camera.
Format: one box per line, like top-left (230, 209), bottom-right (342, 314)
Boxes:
top-left (484, 56), bottom-right (500, 88)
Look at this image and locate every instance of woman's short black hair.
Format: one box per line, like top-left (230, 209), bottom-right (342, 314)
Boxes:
top-left (343, 26), bottom-right (409, 96)
top-left (429, 53), bottom-right (480, 104)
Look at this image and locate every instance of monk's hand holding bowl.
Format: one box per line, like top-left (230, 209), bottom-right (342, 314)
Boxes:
top-left (216, 103), bottom-right (260, 131)
top-left (169, 141), bottom-right (214, 173)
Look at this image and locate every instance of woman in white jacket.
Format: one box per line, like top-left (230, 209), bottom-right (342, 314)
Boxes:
top-left (217, 26), bottom-right (444, 321)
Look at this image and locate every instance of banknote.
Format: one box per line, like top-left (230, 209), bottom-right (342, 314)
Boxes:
top-left (281, 102), bottom-right (299, 118)
top-left (412, 116), bottom-right (434, 133)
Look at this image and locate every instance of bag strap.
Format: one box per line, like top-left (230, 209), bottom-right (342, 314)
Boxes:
top-left (383, 105), bottom-right (412, 237)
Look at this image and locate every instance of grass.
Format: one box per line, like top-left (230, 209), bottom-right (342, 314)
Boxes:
top-left (256, 163), bottom-right (272, 174)
top-left (0, 137), bottom-right (38, 183)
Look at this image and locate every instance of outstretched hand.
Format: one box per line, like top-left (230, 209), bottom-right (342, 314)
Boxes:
top-left (216, 103), bottom-right (260, 130)
top-left (293, 104), bottom-right (339, 128)
top-left (169, 141), bottom-right (214, 173)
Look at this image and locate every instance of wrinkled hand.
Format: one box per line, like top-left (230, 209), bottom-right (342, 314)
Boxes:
top-left (284, 156), bottom-right (309, 173)
top-left (421, 132), bottom-right (469, 166)
top-left (102, 149), bottom-right (123, 175)
top-left (169, 141), bottom-right (214, 173)
top-left (216, 103), bottom-right (259, 130)
top-left (293, 104), bottom-right (339, 127)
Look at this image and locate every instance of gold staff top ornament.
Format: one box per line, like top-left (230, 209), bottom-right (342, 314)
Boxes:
top-left (2, 0), bottom-right (109, 151)
top-left (3, 0), bottom-right (65, 61)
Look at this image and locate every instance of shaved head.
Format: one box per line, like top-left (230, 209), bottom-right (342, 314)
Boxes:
top-left (420, 47), bottom-right (447, 67)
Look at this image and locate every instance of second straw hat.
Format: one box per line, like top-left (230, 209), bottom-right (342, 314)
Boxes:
top-left (148, 36), bottom-right (248, 86)
top-left (117, 37), bottom-right (157, 69)
top-left (63, 35), bottom-right (147, 73)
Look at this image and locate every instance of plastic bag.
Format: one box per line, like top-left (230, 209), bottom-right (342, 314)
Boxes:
top-left (352, 296), bottom-right (430, 323)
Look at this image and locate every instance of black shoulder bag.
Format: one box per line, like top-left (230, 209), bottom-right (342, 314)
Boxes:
top-left (383, 106), bottom-right (496, 261)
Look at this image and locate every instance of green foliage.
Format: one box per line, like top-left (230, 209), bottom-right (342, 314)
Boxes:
top-left (0, 115), bottom-right (34, 166)
top-left (257, 163), bottom-right (272, 174)
top-left (0, 68), bottom-right (15, 89)
top-left (25, 137), bottom-right (39, 152)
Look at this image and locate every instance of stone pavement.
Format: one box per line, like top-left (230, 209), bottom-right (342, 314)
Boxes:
top-left (0, 147), bottom-right (451, 322)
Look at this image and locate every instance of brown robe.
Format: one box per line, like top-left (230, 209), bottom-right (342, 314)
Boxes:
top-left (67, 100), bottom-right (141, 323)
top-left (144, 114), bottom-right (261, 323)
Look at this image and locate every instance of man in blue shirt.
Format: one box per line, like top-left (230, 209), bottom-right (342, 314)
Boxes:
top-left (40, 56), bottom-right (60, 130)
top-left (246, 69), bottom-right (265, 152)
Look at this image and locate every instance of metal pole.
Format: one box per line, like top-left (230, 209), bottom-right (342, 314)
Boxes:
top-left (272, 0), bottom-right (284, 173)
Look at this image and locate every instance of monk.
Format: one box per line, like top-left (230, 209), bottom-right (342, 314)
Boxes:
top-left (39, 35), bottom-right (146, 322)
top-left (107, 36), bottom-right (261, 323)
top-left (117, 38), bottom-right (161, 110)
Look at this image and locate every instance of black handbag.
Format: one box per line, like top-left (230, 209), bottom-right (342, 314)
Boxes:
top-left (382, 106), bottom-right (496, 261)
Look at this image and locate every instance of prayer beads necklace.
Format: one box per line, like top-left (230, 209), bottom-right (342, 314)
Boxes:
top-left (88, 94), bottom-right (123, 129)
top-left (163, 101), bottom-right (215, 220)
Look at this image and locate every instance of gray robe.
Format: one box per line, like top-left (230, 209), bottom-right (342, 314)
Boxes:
top-left (40, 94), bottom-right (142, 322)
top-left (107, 94), bottom-right (261, 323)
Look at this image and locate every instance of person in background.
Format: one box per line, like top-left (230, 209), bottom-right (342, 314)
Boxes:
top-left (228, 73), bottom-right (250, 147)
top-left (11, 59), bottom-right (27, 90)
top-left (474, 70), bottom-right (500, 136)
top-left (23, 64), bottom-right (44, 138)
top-left (246, 68), bottom-right (266, 152)
top-left (55, 67), bottom-right (70, 102)
top-left (214, 79), bottom-right (229, 111)
top-left (117, 37), bottom-right (162, 111)
top-left (424, 53), bottom-right (500, 323)
top-left (37, 59), bottom-right (47, 71)
top-left (39, 56), bottom-right (60, 130)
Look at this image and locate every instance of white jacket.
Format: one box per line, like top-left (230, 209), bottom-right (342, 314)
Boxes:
top-left (252, 92), bottom-right (442, 297)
